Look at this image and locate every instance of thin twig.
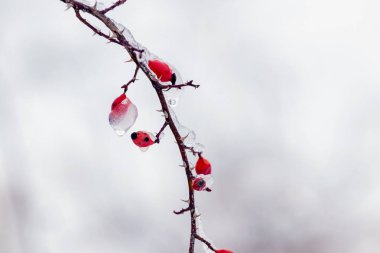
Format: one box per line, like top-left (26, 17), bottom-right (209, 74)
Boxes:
top-left (160, 80), bottom-right (200, 91)
top-left (173, 206), bottom-right (191, 215)
top-left (155, 121), bottom-right (169, 143)
top-left (74, 8), bottom-right (120, 44)
top-left (100, 0), bottom-right (127, 14)
top-left (184, 145), bottom-right (203, 158)
top-left (195, 234), bottom-right (216, 252)
top-left (121, 65), bottom-right (139, 92)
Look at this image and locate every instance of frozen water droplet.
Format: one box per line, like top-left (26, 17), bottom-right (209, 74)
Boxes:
top-left (115, 129), bottom-right (126, 136)
top-left (168, 98), bottom-right (179, 107)
top-left (139, 146), bottom-right (149, 152)
top-left (109, 96), bottom-right (138, 136)
top-left (95, 2), bottom-right (106, 10)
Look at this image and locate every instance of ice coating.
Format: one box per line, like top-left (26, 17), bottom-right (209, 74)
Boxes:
top-left (76, 0), bottom-right (91, 6)
top-left (168, 107), bottom-right (204, 153)
top-left (109, 19), bottom-right (143, 50)
top-left (109, 95), bottom-right (138, 136)
top-left (145, 54), bottom-right (183, 107)
top-left (164, 64), bottom-right (183, 107)
top-left (195, 207), bottom-right (215, 253)
top-left (95, 2), bottom-right (106, 11)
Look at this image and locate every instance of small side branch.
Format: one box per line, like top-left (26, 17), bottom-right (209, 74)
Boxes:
top-left (195, 234), bottom-right (216, 252)
top-left (74, 9), bottom-right (121, 45)
top-left (121, 66), bottom-right (139, 92)
top-left (160, 80), bottom-right (199, 91)
top-left (184, 145), bottom-right (203, 158)
top-left (100, 0), bottom-right (127, 14)
top-left (173, 206), bottom-right (191, 215)
top-left (155, 121), bottom-right (169, 143)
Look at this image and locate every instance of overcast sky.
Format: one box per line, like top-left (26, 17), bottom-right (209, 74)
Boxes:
top-left (1, 0), bottom-right (380, 252)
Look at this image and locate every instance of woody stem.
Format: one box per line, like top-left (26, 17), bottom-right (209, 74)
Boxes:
top-left (59, 1), bottom-right (198, 252)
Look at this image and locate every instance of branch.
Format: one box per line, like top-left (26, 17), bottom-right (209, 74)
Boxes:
top-left (184, 145), bottom-right (203, 158)
top-left (195, 234), bottom-right (216, 252)
top-left (59, 1), bottom-right (203, 252)
top-left (173, 206), bottom-right (190, 215)
top-left (160, 80), bottom-right (200, 91)
top-left (100, 0), bottom-right (127, 14)
top-left (74, 8), bottom-right (120, 45)
top-left (121, 65), bottom-right (139, 92)
top-left (154, 121), bottom-right (168, 143)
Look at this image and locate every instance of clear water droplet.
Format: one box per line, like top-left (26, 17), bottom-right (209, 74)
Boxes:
top-left (139, 146), bottom-right (149, 152)
top-left (168, 98), bottom-right (179, 107)
top-left (115, 129), bottom-right (126, 136)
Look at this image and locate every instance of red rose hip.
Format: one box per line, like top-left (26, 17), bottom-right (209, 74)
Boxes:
top-left (148, 59), bottom-right (176, 84)
top-left (216, 250), bottom-right (234, 253)
top-left (195, 157), bottom-right (212, 175)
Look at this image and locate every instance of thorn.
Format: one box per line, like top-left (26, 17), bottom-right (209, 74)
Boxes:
top-left (181, 199), bottom-right (190, 203)
top-left (92, 32), bottom-right (97, 36)
top-left (93, 1), bottom-right (97, 8)
top-left (180, 133), bottom-right (190, 141)
top-left (195, 214), bottom-right (201, 219)
top-left (156, 109), bottom-right (163, 112)
top-left (179, 164), bottom-right (185, 168)
top-left (106, 40), bottom-right (112, 44)
top-left (125, 59), bottom-right (133, 63)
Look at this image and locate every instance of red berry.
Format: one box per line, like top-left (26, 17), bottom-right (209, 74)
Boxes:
top-left (216, 250), bottom-right (234, 253)
top-left (195, 157), bottom-right (212, 175)
top-left (131, 131), bottom-right (155, 148)
top-left (111, 93), bottom-right (127, 110)
top-left (192, 177), bottom-right (207, 191)
top-left (148, 60), bottom-right (173, 83)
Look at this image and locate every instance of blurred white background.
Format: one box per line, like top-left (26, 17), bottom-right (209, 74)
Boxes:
top-left (1, 0), bottom-right (380, 252)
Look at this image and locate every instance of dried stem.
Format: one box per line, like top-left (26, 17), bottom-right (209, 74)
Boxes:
top-left (74, 8), bottom-right (120, 44)
top-left (121, 65), bottom-right (139, 92)
top-left (184, 145), bottom-right (203, 158)
top-left (173, 206), bottom-right (191, 215)
top-left (100, 0), bottom-right (127, 14)
top-left (195, 234), bottom-right (216, 252)
top-left (59, 1), bottom-right (206, 252)
top-left (160, 80), bottom-right (200, 91)
top-left (155, 121), bottom-right (168, 143)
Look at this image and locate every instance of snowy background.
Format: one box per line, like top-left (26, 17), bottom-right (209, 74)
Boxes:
top-left (1, 0), bottom-right (380, 252)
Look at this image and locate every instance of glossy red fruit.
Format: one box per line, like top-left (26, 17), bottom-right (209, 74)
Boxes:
top-left (192, 177), bottom-right (207, 191)
top-left (215, 250), bottom-right (234, 253)
top-left (195, 157), bottom-right (212, 175)
top-left (131, 131), bottom-right (155, 148)
top-left (148, 59), bottom-right (176, 84)
top-left (111, 93), bottom-right (126, 110)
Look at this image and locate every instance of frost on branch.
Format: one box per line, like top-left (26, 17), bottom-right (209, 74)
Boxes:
top-left (168, 107), bottom-right (205, 153)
